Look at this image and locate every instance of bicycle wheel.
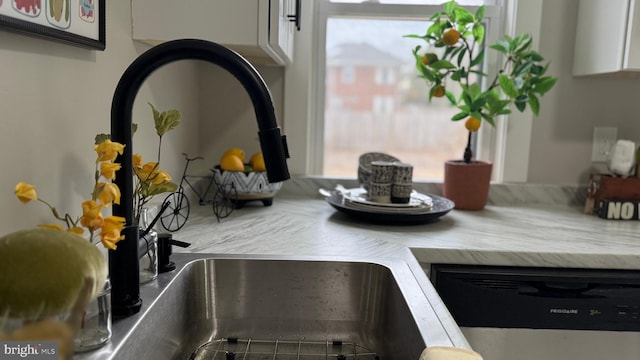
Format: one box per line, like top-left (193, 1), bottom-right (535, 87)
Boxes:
top-left (160, 191), bottom-right (190, 232)
top-left (212, 184), bottom-right (238, 221)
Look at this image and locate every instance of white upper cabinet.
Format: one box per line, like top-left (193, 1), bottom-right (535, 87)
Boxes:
top-left (131, 0), bottom-right (298, 65)
top-left (574, 0), bottom-right (640, 75)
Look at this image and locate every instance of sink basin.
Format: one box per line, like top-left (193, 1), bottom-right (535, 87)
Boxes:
top-left (105, 255), bottom-right (444, 360)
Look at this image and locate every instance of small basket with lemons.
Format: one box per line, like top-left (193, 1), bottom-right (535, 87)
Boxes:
top-left (213, 147), bottom-right (283, 207)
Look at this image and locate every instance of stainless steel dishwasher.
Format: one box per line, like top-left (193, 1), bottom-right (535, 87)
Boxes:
top-left (431, 265), bottom-right (640, 360)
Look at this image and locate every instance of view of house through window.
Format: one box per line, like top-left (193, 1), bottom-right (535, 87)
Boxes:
top-left (323, 17), bottom-right (472, 180)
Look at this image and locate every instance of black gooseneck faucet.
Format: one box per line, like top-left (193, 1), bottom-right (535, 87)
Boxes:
top-left (109, 39), bottom-right (290, 317)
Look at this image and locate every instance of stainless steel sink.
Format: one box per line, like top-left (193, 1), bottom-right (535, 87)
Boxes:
top-left (103, 255), bottom-right (445, 360)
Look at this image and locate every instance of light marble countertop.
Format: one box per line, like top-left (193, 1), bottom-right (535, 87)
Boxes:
top-left (172, 177), bottom-right (640, 270)
top-left (155, 176), bottom-right (640, 354)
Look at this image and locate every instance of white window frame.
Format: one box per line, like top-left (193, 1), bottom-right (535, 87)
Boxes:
top-left (283, 0), bottom-right (541, 181)
top-left (312, 0), bottom-right (503, 176)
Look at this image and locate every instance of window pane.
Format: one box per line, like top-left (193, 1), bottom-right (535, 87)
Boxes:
top-left (323, 17), bottom-right (468, 179)
top-left (329, 0), bottom-right (495, 5)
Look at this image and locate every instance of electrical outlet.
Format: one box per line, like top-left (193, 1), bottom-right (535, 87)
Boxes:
top-left (592, 126), bottom-right (618, 162)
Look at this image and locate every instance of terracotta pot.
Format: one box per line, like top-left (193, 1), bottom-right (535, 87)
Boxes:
top-left (443, 160), bottom-right (492, 210)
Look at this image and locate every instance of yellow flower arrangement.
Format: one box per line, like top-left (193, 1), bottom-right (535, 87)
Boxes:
top-left (92, 103), bottom-right (180, 228)
top-left (15, 139), bottom-right (127, 250)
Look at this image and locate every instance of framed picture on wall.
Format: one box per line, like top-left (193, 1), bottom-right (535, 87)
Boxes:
top-left (0, 0), bottom-right (105, 50)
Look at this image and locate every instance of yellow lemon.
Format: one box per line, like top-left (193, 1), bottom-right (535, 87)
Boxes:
top-left (249, 152), bottom-right (266, 172)
top-left (220, 154), bottom-right (245, 171)
top-left (222, 147), bottom-right (245, 163)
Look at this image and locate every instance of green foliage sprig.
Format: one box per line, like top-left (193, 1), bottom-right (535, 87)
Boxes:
top-left (405, 0), bottom-right (557, 162)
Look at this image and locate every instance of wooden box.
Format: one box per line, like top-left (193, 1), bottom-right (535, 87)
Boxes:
top-left (585, 174), bottom-right (640, 214)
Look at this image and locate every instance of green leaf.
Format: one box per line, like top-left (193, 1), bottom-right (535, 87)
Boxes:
top-left (429, 11), bottom-right (443, 21)
top-left (472, 23), bottom-right (485, 44)
top-left (515, 100), bottom-right (527, 112)
top-left (498, 74), bottom-right (518, 98)
top-left (528, 51), bottom-right (544, 62)
top-left (448, 45), bottom-right (464, 59)
top-left (420, 69), bottom-right (436, 82)
top-left (442, 46), bottom-right (462, 59)
top-left (470, 47), bottom-right (485, 68)
top-left (457, 46), bottom-right (467, 67)
top-left (461, 91), bottom-right (473, 106)
top-left (451, 111), bottom-right (469, 121)
top-left (513, 61), bottom-right (533, 77)
top-left (430, 59), bottom-right (456, 70)
top-left (95, 133), bottom-right (110, 145)
top-left (149, 103), bottom-right (182, 137)
top-left (529, 94), bottom-right (540, 116)
top-left (475, 5), bottom-right (486, 21)
top-left (147, 182), bottom-right (179, 196)
top-left (445, 91), bottom-right (457, 106)
top-left (467, 83), bottom-right (482, 100)
top-left (490, 40), bottom-right (510, 54)
top-left (444, 0), bottom-right (457, 17)
top-left (471, 97), bottom-right (488, 111)
top-left (427, 20), bottom-right (443, 36)
top-left (532, 76), bottom-right (558, 94)
top-left (480, 112), bottom-right (495, 127)
top-left (469, 69), bottom-right (488, 77)
top-left (513, 34), bottom-right (533, 55)
top-left (454, 7), bottom-right (475, 24)
top-left (471, 111), bottom-right (483, 120)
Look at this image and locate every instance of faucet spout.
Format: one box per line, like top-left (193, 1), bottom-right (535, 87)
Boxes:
top-left (109, 39), bottom-right (290, 317)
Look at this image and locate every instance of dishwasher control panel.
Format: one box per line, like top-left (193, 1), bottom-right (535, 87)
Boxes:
top-left (431, 264), bottom-right (640, 331)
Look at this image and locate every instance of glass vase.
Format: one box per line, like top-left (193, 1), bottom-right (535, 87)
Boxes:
top-left (139, 230), bottom-right (158, 284)
top-left (74, 278), bottom-right (112, 352)
top-left (138, 207), bottom-right (158, 284)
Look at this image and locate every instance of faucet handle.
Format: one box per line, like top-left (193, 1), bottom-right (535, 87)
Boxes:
top-left (157, 233), bottom-right (190, 273)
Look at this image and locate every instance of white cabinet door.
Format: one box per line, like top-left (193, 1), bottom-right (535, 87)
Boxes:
top-left (257, 0), bottom-right (296, 65)
top-left (574, 0), bottom-right (640, 75)
top-left (132, 0), bottom-right (295, 65)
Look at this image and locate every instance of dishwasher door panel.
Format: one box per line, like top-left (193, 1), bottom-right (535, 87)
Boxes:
top-left (462, 327), bottom-right (640, 360)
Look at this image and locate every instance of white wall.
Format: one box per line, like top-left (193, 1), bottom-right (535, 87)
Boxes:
top-left (0, 2), bottom-right (200, 234)
top-left (195, 63), bottom-right (285, 174)
top-left (527, 0), bottom-right (640, 184)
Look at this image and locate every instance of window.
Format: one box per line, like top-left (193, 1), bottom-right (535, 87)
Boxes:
top-left (315, 0), bottom-right (502, 180)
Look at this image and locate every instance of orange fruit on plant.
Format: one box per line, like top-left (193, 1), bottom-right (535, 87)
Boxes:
top-left (465, 117), bottom-right (481, 132)
top-left (442, 28), bottom-right (461, 46)
top-left (421, 52), bottom-right (438, 66)
top-left (433, 84), bottom-right (446, 98)
top-left (220, 154), bottom-right (245, 171)
top-left (249, 152), bottom-right (266, 172)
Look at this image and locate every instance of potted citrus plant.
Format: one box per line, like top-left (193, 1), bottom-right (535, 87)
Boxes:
top-left (406, 0), bottom-right (557, 209)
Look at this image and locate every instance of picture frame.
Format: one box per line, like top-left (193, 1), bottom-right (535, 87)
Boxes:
top-left (0, 0), bottom-right (105, 50)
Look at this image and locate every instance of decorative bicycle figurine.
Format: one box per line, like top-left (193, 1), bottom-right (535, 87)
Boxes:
top-left (159, 153), bottom-right (237, 232)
